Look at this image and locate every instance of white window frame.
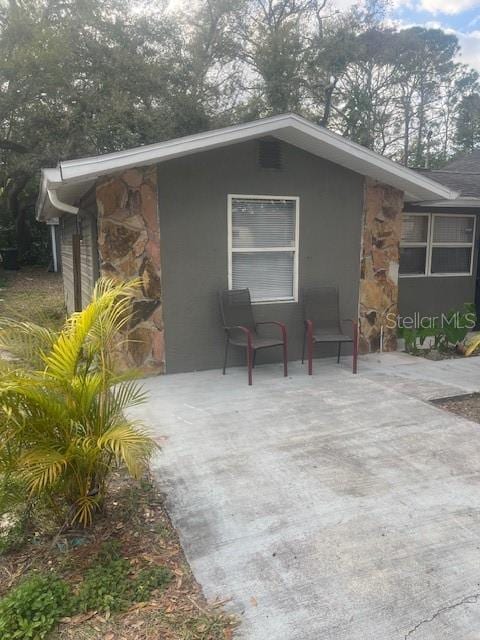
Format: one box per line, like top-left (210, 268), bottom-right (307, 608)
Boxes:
top-left (400, 212), bottom-right (476, 278)
top-left (227, 194), bottom-right (300, 304)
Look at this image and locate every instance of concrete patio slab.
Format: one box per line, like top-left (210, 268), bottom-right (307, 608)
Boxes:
top-left (359, 352), bottom-right (480, 401)
top-left (128, 356), bottom-right (480, 639)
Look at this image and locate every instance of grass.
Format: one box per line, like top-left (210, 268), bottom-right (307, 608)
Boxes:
top-left (0, 265), bottom-right (65, 330)
top-left (0, 475), bottom-right (236, 640)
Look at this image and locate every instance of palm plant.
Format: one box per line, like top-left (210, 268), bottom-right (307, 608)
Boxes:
top-left (0, 278), bottom-right (156, 527)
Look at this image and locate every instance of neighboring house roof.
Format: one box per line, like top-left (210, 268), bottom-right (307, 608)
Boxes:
top-left (36, 113), bottom-right (458, 220)
top-left (410, 152), bottom-right (480, 211)
top-left (416, 170), bottom-right (480, 198)
top-left (440, 149), bottom-right (480, 173)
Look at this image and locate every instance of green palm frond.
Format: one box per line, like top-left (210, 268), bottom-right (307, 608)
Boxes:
top-left (97, 423), bottom-right (156, 478)
top-left (108, 380), bottom-right (149, 413)
top-left (21, 450), bottom-right (69, 495)
top-left (72, 494), bottom-right (100, 528)
top-left (0, 277), bottom-right (154, 527)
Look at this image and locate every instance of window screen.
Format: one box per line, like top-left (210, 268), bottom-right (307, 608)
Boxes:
top-left (230, 197), bottom-right (298, 302)
top-left (400, 213), bottom-right (475, 277)
top-left (401, 215), bottom-right (429, 243)
top-left (432, 216), bottom-right (474, 244)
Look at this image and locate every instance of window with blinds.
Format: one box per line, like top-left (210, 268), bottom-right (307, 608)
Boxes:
top-left (400, 213), bottom-right (476, 277)
top-left (229, 196), bottom-right (299, 302)
top-left (399, 214), bottom-right (429, 275)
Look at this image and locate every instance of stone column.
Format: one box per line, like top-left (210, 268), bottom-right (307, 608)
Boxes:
top-left (358, 178), bottom-right (404, 354)
top-left (96, 166), bottom-right (165, 374)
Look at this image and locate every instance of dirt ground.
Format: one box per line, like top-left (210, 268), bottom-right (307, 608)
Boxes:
top-left (434, 393), bottom-right (480, 424)
top-left (0, 475), bottom-right (236, 640)
top-left (0, 265), bottom-right (65, 330)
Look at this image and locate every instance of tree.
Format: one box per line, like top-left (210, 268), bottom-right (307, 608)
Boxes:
top-left (456, 92), bottom-right (480, 153)
top-left (0, 0), bottom-right (194, 260)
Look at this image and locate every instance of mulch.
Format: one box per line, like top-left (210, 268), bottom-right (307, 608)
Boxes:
top-left (433, 393), bottom-right (480, 424)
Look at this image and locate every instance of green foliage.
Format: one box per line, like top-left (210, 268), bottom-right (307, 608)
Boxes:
top-left (0, 544), bottom-right (173, 638)
top-left (76, 556), bottom-right (132, 615)
top-left (437, 303), bottom-right (476, 351)
top-left (0, 278), bottom-right (156, 527)
top-left (456, 93), bottom-right (480, 153)
top-left (76, 543), bottom-right (172, 615)
top-left (0, 573), bottom-right (73, 640)
top-left (399, 303), bottom-right (476, 355)
top-left (132, 565), bottom-right (173, 602)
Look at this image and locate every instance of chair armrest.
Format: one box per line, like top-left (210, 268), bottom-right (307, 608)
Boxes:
top-left (340, 318), bottom-right (358, 338)
top-left (256, 321), bottom-right (287, 342)
top-left (225, 325), bottom-right (254, 349)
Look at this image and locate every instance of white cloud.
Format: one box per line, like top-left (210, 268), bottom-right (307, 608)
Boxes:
top-left (456, 29), bottom-right (480, 71)
top-left (420, 0), bottom-right (480, 15)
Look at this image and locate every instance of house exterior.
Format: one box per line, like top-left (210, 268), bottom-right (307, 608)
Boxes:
top-left (400, 152), bottom-right (480, 319)
top-left (37, 114), bottom-right (470, 375)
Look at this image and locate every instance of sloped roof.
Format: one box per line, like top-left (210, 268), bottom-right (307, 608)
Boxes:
top-left (416, 168), bottom-right (480, 198)
top-left (36, 113), bottom-right (458, 220)
top-left (442, 149), bottom-right (480, 173)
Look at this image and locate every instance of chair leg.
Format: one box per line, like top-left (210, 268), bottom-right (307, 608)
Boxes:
top-left (301, 327), bottom-right (306, 364)
top-left (247, 346), bottom-right (253, 386)
top-left (222, 335), bottom-right (229, 375)
top-left (283, 337), bottom-right (288, 377)
top-left (252, 350), bottom-right (257, 369)
top-left (337, 341), bottom-right (341, 364)
top-left (353, 322), bottom-right (358, 375)
top-left (308, 335), bottom-right (313, 376)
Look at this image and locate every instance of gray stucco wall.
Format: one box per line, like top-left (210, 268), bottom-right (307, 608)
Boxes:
top-left (157, 140), bottom-right (365, 373)
top-left (398, 212), bottom-right (480, 319)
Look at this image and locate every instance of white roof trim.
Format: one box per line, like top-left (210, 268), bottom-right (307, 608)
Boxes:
top-left (36, 113), bottom-right (458, 220)
top-left (406, 197), bottom-right (480, 209)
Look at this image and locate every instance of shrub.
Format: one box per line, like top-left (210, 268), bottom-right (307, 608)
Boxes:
top-left (0, 278), bottom-right (156, 527)
top-left (76, 557), bottom-right (132, 614)
top-left (399, 302), bottom-right (476, 355)
top-left (132, 565), bottom-right (173, 601)
top-left (75, 543), bottom-right (172, 614)
top-left (0, 573), bottom-right (73, 640)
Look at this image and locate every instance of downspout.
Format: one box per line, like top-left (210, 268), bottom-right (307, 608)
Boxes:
top-left (50, 225), bottom-right (58, 272)
top-left (47, 188), bottom-right (79, 215)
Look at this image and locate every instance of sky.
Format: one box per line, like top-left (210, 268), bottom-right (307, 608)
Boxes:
top-left (378, 0), bottom-right (480, 71)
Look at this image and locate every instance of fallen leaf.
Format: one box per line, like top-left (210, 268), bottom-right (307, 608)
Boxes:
top-left (250, 596), bottom-right (257, 607)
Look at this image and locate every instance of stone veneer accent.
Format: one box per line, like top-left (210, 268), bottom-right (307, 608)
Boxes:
top-left (96, 166), bottom-right (165, 374)
top-left (358, 178), bottom-right (404, 354)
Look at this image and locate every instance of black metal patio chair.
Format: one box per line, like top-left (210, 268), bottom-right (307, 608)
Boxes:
top-left (219, 288), bottom-right (288, 386)
top-left (301, 286), bottom-right (358, 375)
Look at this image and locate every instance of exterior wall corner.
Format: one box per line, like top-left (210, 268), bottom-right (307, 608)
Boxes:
top-left (96, 166), bottom-right (165, 375)
top-left (358, 178), bottom-right (404, 354)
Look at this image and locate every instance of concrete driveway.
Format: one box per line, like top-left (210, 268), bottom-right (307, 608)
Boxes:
top-left (128, 357), bottom-right (480, 639)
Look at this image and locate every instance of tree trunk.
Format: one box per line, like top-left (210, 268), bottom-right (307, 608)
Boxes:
top-left (7, 174), bottom-right (30, 258)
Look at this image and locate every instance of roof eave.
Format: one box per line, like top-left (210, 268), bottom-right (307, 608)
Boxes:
top-left (36, 113), bottom-right (459, 220)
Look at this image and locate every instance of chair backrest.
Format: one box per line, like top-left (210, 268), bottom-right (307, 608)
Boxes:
top-left (303, 286), bottom-right (342, 333)
top-left (219, 289), bottom-right (256, 332)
